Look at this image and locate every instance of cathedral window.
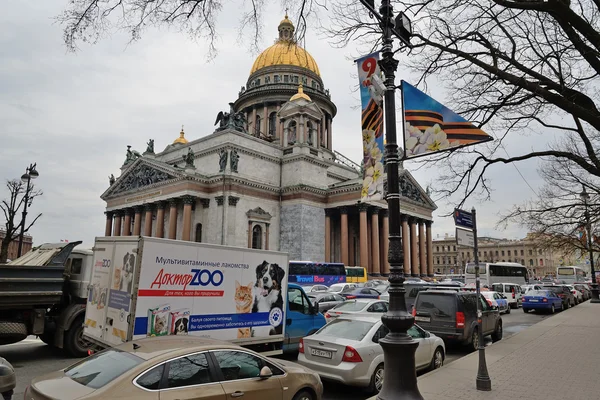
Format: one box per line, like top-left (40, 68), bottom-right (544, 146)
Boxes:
top-left (311, 80), bottom-right (316, 88)
top-left (264, 76), bottom-right (271, 84)
top-left (306, 121), bottom-right (314, 145)
top-left (302, 76), bottom-right (308, 85)
top-left (252, 225), bottom-right (263, 249)
top-left (293, 76), bottom-right (299, 84)
top-left (255, 78), bottom-right (261, 86)
top-left (195, 223), bottom-right (202, 243)
top-left (274, 75), bottom-right (280, 83)
top-left (268, 112), bottom-right (277, 138)
top-left (288, 120), bottom-right (297, 144)
top-left (284, 75), bottom-right (289, 83)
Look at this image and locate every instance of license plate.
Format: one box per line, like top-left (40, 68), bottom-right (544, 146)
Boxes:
top-left (310, 349), bottom-right (332, 359)
top-left (415, 316), bottom-right (430, 323)
top-left (529, 299), bottom-right (538, 302)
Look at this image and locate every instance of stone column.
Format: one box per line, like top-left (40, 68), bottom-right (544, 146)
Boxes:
top-left (370, 208), bottom-right (381, 276)
top-left (359, 203), bottom-right (369, 269)
top-left (252, 107), bottom-right (257, 136)
top-left (401, 214), bottom-right (410, 276)
top-left (340, 207), bottom-right (349, 266)
top-left (247, 221), bottom-right (252, 248)
top-left (123, 209), bottom-right (133, 236)
top-left (113, 211), bottom-right (122, 237)
top-left (144, 204), bottom-right (154, 237)
top-left (133, 206), bottom-right (142, 236)
top-left (265, 223), bottom-right (270, 250)
top-left (299, 115), bottom-right (305, 143)
top-left (325, 209), bottom-right (332, 262)
top-left (327, 115), bottom-right (332, 149)
top-left (348, 222), bottom-right (356, 267)
top-left (381, 209), bottom-right (390, 276)
top-left (283, 120), bottom-right (288, 147)
top-left (168, 199), bottom-right (178, 240)
top-left (181, 195), bottom-right (194, 241)
top-left (418, 220), bottom-right (427, 277)
top-left (409, 217), bottom-right (419, 277)
top-left (263, 104), bottom-right (268, 135)
top-left (276, 104), bottom-right (281, 139)
top-left (155, 202), bottom-right (166, 238)
top-left (426, 221), bottom-right (434, 277)
top-left (104, 212), bottom-right (113, 236)
top-left (320, 115), bottom-right (326, 147)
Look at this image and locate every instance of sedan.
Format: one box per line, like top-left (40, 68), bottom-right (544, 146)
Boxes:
top-left (341, 287), bottom-right (384, 299)
top-left (542, 284), bottom-right (575, 308)
top-left (328, 283), bottom-right (358, 295)
top-left (574, 284), bottom-right (591, 301)
top-left (324, 299), bottom-right (388, 322)
top-left (25, 336), bottom-right (323, 400)
top-left (522, 290), bottom-right (563, 314)
top-left (297, 315), bottom-right (445, 395)
top-left (481, 291), bottom-right (510, 314)
top-left (308, 292), bottom-right (347, 313)
top-left (565, 285), bottom-right (583, 304)
top-left (303, 284), bottom-right (330, 293)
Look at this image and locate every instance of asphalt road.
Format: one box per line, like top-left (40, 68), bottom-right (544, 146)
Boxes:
top-left (1, 309), bottom-right (550, 400)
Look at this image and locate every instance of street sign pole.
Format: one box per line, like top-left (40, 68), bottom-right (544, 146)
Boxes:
top-left (472, 207), bottom-right (491, 391)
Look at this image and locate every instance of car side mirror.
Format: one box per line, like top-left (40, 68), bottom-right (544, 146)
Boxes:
top-left (259, 366), bottom-right (273, 379)
top-left (312, 301), bottom-right (319, 314)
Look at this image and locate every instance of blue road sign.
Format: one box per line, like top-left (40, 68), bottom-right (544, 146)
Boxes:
top-left (454, 208), bottom-right (474, 230)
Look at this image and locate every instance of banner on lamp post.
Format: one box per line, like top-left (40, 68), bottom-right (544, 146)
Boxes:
top-left (356, 52), bottom-right (385, 201)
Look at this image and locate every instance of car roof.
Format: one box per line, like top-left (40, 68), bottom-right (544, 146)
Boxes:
top-left (335, 314), bottom-right (384, 324)
top-left (343, 298), bottom-right (385, 304)
top-left (112, 336), bottom-right (244, 361)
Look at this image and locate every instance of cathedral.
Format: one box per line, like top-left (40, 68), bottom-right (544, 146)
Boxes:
top-left (101, 15), bottom-right (438, 277)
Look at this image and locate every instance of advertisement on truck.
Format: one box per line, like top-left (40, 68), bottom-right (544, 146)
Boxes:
top-left (84, 237), bottom-right (289, 348)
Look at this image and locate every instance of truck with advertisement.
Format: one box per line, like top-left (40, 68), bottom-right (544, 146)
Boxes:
top-left (83, 236), bottom-right (325, 355)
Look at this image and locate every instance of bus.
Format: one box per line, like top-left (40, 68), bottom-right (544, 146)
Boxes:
top-left (556, 266), bottom-right (587, 284)
top-left (465, 262), bottom-right (529, 286)
top-left (345, 266), bottom-right (367, 283)
top-left (288, 261), bottom-right (346, 286)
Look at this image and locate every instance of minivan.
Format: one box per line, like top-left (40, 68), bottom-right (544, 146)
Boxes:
top-left (491, 283), bottom-right (523, 308)
top-left (413, 290), bottom-right (503, 351)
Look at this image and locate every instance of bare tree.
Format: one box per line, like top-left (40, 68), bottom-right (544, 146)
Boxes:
top-left (0, 180), bottom-right (43, 263)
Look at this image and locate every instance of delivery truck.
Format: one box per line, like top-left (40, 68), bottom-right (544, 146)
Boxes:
top-left (83, 236), bottom-right (325, 355)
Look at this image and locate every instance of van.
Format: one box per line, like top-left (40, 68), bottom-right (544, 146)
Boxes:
top-left (491, 283), bottom-right (523, 308)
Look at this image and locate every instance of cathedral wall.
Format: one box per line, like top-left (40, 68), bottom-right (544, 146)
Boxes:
top-left (280, 202), bottom-right (325, 261)
top-left (282, 159), bottom-right (328, 189)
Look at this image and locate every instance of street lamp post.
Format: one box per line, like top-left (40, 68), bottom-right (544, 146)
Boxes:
top-left (358, 0), bottom-right (423, 398)
top-left (16, 163), bottom-right (39, 258)
top-left (580, 185), bottom-right (599, 303)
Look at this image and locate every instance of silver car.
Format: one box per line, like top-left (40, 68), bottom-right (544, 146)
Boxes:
top-left (324, 299), bottom-right (388, 322)
top-left (298, 315), bottom-right (445, 394)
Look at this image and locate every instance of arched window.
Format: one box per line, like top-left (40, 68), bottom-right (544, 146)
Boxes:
top-left (306, 121), bottom-right (313, 145)
top-left (255, 115), bottom-right (261, 136)
top-left (195, 223), bottom-right (202, 243)
top-left (252, 225), bottom-right (263, 249)
top-left (288, 120), bottom-right (297, 144)
top-left (268, 112), bottom-right (277, 137)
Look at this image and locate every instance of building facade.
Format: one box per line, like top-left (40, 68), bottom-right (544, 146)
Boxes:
top-left (0, 230), bottom-right (33, 261)
top-left (101, 16), bottom-right (438, 277)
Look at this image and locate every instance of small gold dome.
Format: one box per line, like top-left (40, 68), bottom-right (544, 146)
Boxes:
top-left (279, 12), bottom-right (293, 26)
top-left (173, 126), bottom-right (188, 145)
top-left (290, 84), bottom-right (311, 102)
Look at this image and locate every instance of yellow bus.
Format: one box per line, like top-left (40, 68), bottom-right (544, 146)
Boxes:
top-left (345, 266), bottom-right (367, 283)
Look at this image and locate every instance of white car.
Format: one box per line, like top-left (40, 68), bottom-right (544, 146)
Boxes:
top-left (481, 290), bottom-right (510, 314)
top-left (328, 283), bottom-right (358, 294)
top-left (565, 285), bottom-right (583, 304)
top-left (298, 315), bottom-right (445, 394)
top-left (324, 298), bottom-right (388, 322)
top-left (302, 284), bottom-right (330, 293)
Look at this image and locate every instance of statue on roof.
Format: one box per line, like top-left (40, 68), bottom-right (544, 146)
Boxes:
top-left (182, 148), bottom-right (195, 168)
top-left (145, 139), bottom-right (155, 154)
top-left (214, 103), bottom-right (247, 134)
top-left (230, 149), bottom-right (240, 173)
top-left (109, 174), bottom-right (116, 186)
top-left (124, 145), bottom-right (142, 165)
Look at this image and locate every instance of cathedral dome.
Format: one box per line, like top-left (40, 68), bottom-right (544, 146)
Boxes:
top-left (249, 15), bottom-right (320, 77)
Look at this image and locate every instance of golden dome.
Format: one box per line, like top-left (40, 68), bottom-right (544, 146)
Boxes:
top-left (249, 15), bottom-right (320, 77)
top-left (290, 84), bottom-right (311, 102)
top-left (173, 126), bottom-right (188, 145)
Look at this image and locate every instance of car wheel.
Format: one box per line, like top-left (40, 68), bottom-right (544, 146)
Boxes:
top-left (550, 304), bottom-right (555, 314)
top-left (471, 328), bottom-right (479, 352)
top-left (506, 307), bottom-right (511, 314)
top-left (565, 301), bottom-right (570, 309)
top-left (491, 320), bottom-right (503, 342)
top-left (429, 347), bottom-right (444, 371)
top-left (292, 389), bottom-right (315, 400)
top-left (523, 308), bottom-right (529, 313)
top-left (367, 363), bottom-right (384, 394)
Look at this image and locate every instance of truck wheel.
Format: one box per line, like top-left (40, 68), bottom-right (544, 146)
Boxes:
top-left (0, 321), bottom-right (28, 345)
top-left (64, 317), bottom-right (89, 358)
top-left (39, 333), bottom-right (55, 346)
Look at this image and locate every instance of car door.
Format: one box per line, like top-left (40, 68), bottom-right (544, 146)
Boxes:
top-left (211, 350), bottom-right (282, 400)
top-left (158, 352), bottom-right (226, 400)
top-left (478, 295), bottom-right (494, 334)
top-left (367, 301), bottom-right (387, 314)
top-left (286, 287), bottom-right (314, 348)
top-left (407, 325), bottom-right (430, 368)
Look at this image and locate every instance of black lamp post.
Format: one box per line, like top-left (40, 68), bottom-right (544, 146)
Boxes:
top-left (17, 163), bottom-right (39, 258)
top-left (580, 185), bottom-right (599, 303)
top-left (359, 1), bottom-right (422, 398)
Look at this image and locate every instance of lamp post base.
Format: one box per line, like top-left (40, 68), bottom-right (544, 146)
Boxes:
top-left (590, 284), bottom-right (600, 303)
top-left (377, 333), bottom-right (423, 400)
top-left (475, 347), bottom-right (492, 391)
top-left (476, 377), bottom-right (492, 391)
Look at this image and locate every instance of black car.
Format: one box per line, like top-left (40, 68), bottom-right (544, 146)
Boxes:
top-left (541, 284), bottom-right (575, 309)
top-left (413, 290), bottom-right (503, 351)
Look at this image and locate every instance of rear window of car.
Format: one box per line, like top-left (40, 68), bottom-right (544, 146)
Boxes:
top-left (415, 293), bottom-right (455, 317)
top-left (491, 284), bottom-right (504, 292)
top-left (64, 349), bottom-right (143, 389)
top-left (333, 301), bottom-right (367, 311)
top-left (315, 319), bottom-right (375, 341)
top-left (527, 290), bottom-right (549, 297)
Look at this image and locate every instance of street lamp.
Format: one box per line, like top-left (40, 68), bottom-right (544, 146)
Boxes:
top-left (359, 1), bottom-right (423, 399)
top-left (580, 185), bottom-right (599, 303)
top-left (17, 163), bottom-right (39, 258)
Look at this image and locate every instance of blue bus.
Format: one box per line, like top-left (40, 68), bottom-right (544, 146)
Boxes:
top-left (288, 261), bottom-right (346, 286)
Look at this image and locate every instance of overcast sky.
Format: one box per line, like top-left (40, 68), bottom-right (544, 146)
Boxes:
top-left (1, 1), bottom-right (548, 249)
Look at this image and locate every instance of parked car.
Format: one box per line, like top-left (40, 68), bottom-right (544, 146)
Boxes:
top-left (25, 336), bottom-right (323, 400)
top-left (297, 315), bottom-right (445, 394)
top-left (521, 284), bottom-right (543, 295)
top-left (490, 283), bottom-right (523, 309)
top-left (481, 291), bottom-right (510, 314)
top-left (413, 290), bottom-right (503, 351)
top-left (364, 280), bottom-right (389, 288)
top-left (522, 290), bottom-right (563, 314)
top-left (308, 292), bottom-right (347, 313)
top-left (341, 287), bottom-right (384, 299)
top-left (565, 285), bottom-right (583, 304)
top-left (328, 283), bottom-right (358, 294)
top-left (302, 284), bottom-right (330, 293)
top-left (324, 299), bottom-right (388, 322)
top-left (574, 284), bottom-right (591, 301)
top-left (542, 284), bottom-right (575, 309)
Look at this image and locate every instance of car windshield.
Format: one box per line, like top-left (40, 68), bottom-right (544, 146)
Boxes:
top-left (329, 284), bottom-right (345, 292)
top-left (64, 349), bottom-right (143, 389)
top-left (333, 301), bottom-right (368, 311)
top-left (316, 319), bottom-right (375, 341)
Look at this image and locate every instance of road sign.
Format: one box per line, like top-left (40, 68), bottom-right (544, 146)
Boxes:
top-left (454, 208), bottom-right (474, 229)
top-left (456, 227), bottom-right (475, 248)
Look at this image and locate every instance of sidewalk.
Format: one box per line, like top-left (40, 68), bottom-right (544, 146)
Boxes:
top-left (374, 302), bottom-right (600, 399)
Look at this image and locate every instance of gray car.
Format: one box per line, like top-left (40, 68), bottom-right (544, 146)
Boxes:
top-left (298, 315), bottom-right (445, 394)
top-left (324, 299), bottom-right (389, 322)
top-left (308, 292), bottom-right (346, 313)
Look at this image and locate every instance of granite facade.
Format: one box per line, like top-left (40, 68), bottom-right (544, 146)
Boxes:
top-left (280, 203), bottom-right (325, 261)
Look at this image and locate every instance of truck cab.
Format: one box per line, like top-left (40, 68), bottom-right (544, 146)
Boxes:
top-left (284, 283), bottom-right (326, 353)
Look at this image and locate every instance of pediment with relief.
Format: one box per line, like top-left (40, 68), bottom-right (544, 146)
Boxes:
top-left (246, 207), bottom-right (272, 221)
top-left (102, 160), bottom-right (179, 199)
top-left (383, 171), bottom-right (437, 210)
